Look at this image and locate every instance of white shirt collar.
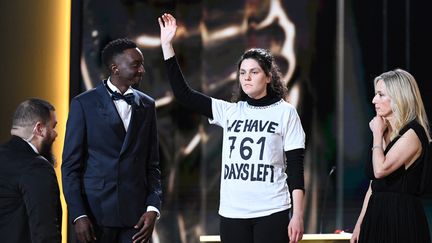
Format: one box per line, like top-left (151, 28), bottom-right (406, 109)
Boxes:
top-left (107, 77), bottom-right (134, 95)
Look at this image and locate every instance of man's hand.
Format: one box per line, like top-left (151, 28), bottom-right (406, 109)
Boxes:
top-left (74, 217), bottom-right (96, 242)
top-left (132, 211), bottom-right (157, 243)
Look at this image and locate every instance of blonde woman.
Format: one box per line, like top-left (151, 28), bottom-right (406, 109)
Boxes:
top-left (351, 69), bottom-right (431, 243)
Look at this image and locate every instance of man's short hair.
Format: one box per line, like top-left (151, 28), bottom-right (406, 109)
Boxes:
top-left (101, 38), bottom-right (137, 69)
top-left (12, 98), bottom-right (55, 128)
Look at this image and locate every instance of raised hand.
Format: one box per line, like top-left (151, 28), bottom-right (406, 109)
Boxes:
top-left (158, 13), bottom-right (177, 59)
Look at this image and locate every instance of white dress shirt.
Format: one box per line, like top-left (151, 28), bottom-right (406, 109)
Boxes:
top-left (106, 78), bottom-right (133, 131)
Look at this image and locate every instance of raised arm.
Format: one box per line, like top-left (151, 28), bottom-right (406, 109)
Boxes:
top-left (158, 13), bottom-right (213, 118)
top-left (158, 13), bottom-right (177, 60)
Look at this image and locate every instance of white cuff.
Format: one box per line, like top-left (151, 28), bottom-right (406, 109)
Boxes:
top-left (147, 206), bottom-right (160, 219)
top-left (73, 215), bottom-right (88, 223)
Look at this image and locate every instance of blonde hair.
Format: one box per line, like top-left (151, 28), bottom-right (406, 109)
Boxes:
top-left (374, 69), bottom-right (430, 141)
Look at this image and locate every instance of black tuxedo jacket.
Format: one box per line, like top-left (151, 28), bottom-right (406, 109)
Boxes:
top-left (0, 136), bottom-right (62, 243)
top-left (62, 82), bottom-right (162, 227)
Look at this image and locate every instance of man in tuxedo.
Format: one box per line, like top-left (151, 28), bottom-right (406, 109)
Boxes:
top-left (0, 98), bottom-right (61, 243)
top-left (62, 38), bottom-right (162, 243)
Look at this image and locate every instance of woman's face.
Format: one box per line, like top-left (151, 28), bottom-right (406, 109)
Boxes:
top-left (372, 79), bottom-right (393, 118)
top-left (239, 58), bottom-right (271, 99)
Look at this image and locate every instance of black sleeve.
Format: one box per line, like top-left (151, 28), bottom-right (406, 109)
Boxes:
top-left (21, 159), bottom-right (62, 243)
top-left (164, 56), bottom-right (213, 119)
top-left (285, 148), bottom-right (305, 192)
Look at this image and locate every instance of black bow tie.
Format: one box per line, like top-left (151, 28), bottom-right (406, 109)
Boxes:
top-left (104, 80), bottom-right (135, 105)
top-left (111, 92), bottom-right (135, 105)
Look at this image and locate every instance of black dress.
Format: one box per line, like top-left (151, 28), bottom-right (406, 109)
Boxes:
top-left (359, 121), bottom-right (431, 243)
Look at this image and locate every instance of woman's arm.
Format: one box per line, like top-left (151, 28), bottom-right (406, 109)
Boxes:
top-left (285, 149), bottom-right (305, 192)
top-left (164, 57), bottom-right (212, 118)
top-left (159, 13), bottom-right (176, 60)
top-left (159, 13), bottom-right (213, 118)
top-left (370, 117), bottom-right (421, 178)
top-left (351, 182), bottom-right (372, 243)
top-left (285, 148), bottom-right (305, 243)
top-left (289, 189), bottom-right (304, 243)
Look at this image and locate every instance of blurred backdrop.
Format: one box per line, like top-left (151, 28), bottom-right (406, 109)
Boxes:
top-left (1, 0), bottom-right (432, 243)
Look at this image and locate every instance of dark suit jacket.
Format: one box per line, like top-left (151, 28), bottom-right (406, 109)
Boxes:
top-left (0, 136), bottom-right (62, 243)
top-left (62, 82), bottom-right (162, 227)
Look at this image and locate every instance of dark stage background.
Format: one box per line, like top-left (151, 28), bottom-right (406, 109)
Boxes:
top-left (69, 0), bottom-right (432, 242)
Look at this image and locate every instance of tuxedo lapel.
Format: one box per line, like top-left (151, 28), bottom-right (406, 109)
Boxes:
top-left (95, 83), bottom-right (126, 140)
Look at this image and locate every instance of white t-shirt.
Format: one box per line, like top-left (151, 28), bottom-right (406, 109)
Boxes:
top-left (210, 98), bottom-right (305, 218)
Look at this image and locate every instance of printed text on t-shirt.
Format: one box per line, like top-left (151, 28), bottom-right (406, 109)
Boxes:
top-left (227, 119), bottom-right (278, 133)
top-left (224, 163), bottom-right (275, 182)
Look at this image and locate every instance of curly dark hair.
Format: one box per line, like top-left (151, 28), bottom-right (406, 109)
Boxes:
top-left (232, 48), bottom-right (287, 102)
top-left (101, 38), bottom-right (137, 69)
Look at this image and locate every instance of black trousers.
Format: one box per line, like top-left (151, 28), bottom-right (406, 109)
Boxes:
top-left (220, 209), bottom-right (290, 243)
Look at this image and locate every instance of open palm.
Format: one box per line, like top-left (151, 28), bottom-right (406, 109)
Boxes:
top-left (158, 13), bottom-right (177, 46)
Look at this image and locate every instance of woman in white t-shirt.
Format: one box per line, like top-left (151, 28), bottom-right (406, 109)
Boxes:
top-left (159, 13), bottom-right (306, 243)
